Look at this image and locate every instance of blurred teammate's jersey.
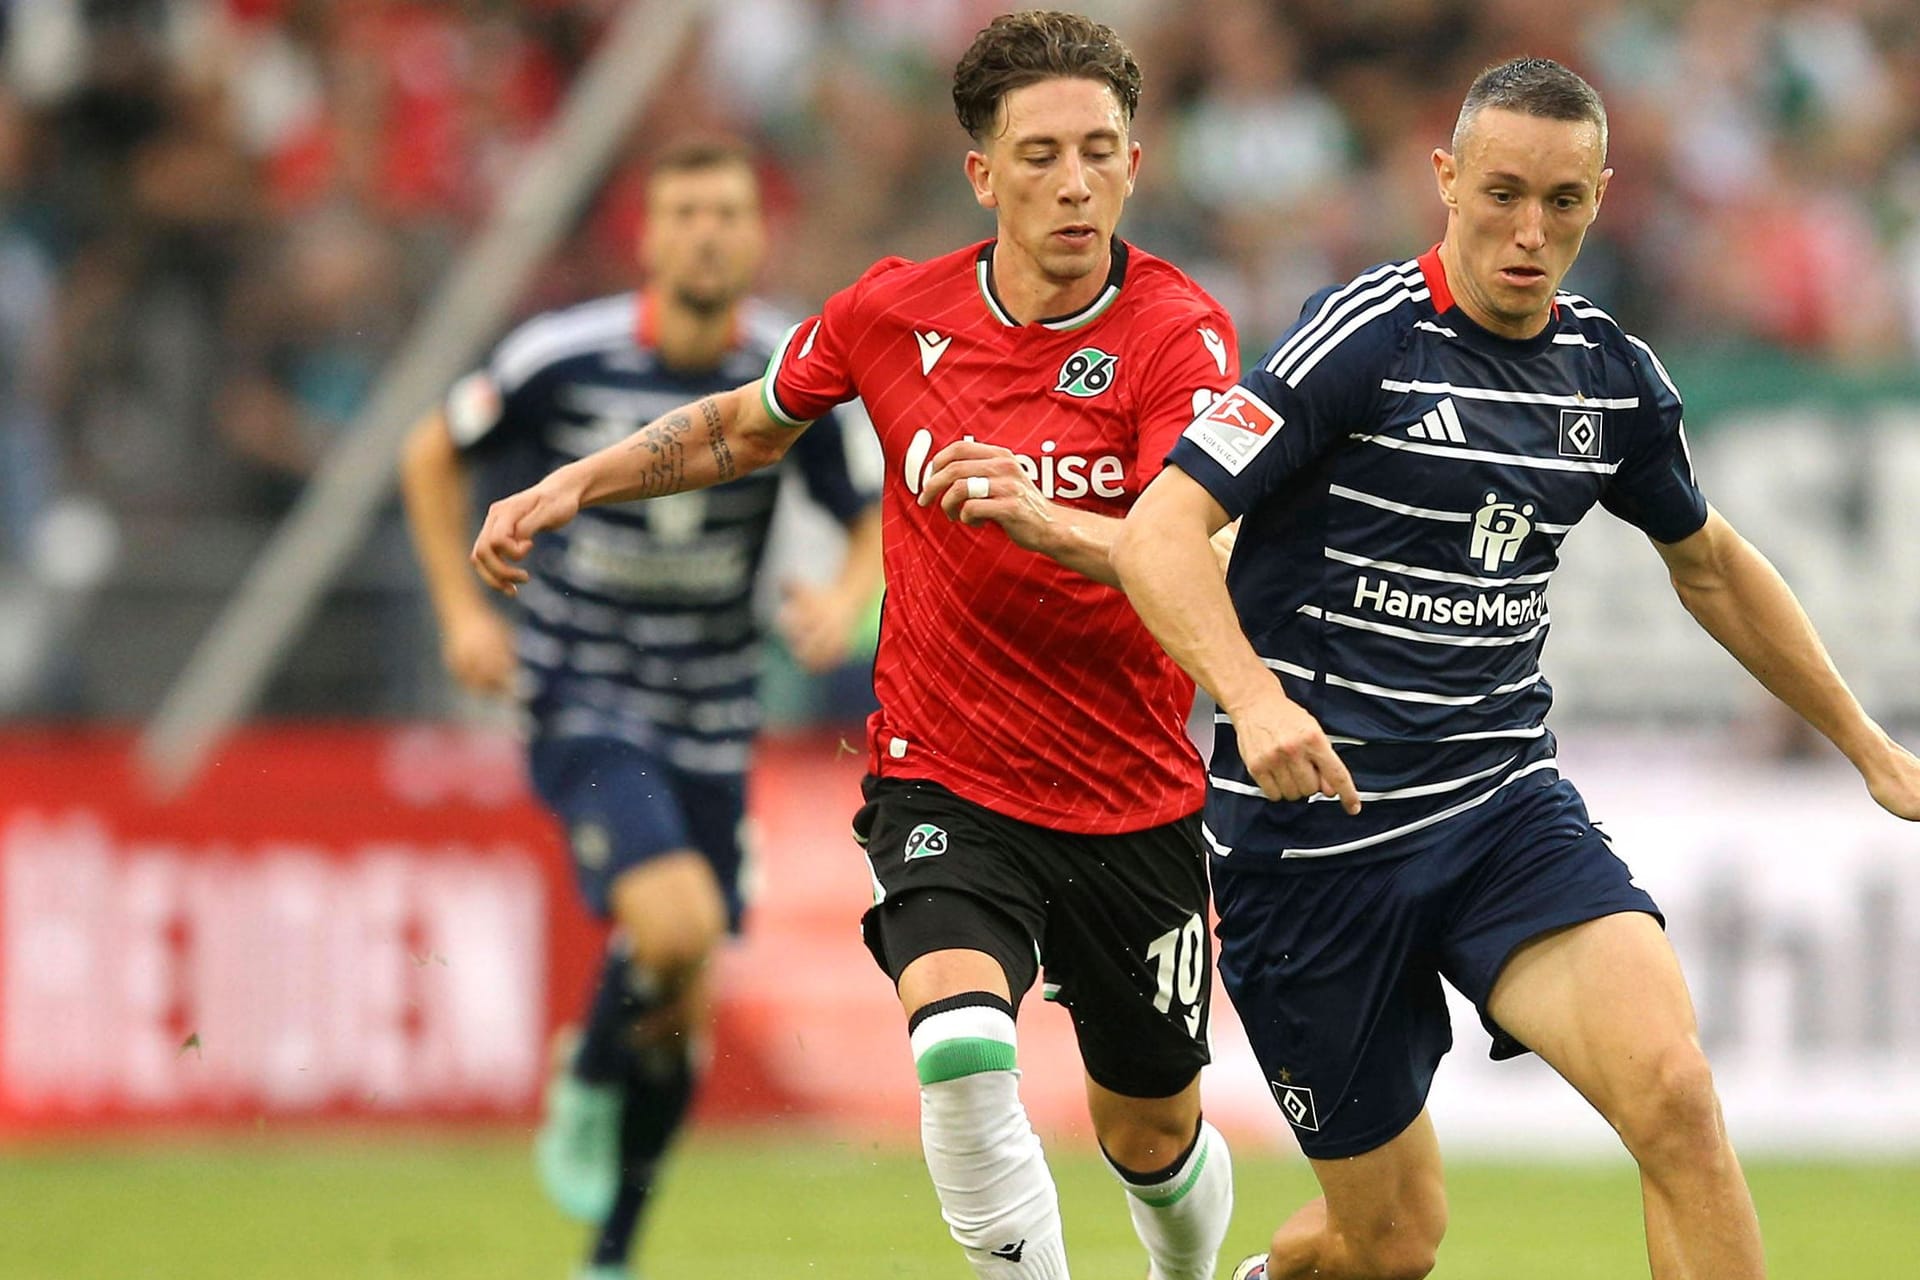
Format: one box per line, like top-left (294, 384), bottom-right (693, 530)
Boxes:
top-left (1170, 246), bottom-right (1708, 865)
top-left (448, 292), bottom-right (873, 773)
top-left (766, 239), bottom-right (1237, 834)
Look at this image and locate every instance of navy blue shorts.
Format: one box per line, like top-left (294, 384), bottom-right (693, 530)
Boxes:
top-left (528, 735), bottom-right (750, 932)
top-left (1212, 773), bottom-right (1661, 1159)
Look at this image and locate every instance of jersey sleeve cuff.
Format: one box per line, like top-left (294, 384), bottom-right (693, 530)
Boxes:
top-left (760, 323), bottom-right (816, 427)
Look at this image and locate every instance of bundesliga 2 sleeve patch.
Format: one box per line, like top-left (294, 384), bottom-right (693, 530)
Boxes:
top-left (445, 370), bottom-right (505, 447)
top-left (1182, 385), bottom-right (1284, 475)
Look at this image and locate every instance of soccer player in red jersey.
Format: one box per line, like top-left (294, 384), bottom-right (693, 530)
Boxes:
top-left (473, 12), bottom-right (1241, 1279)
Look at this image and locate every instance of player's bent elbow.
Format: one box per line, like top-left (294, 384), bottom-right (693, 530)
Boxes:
top-left (1110, 517), bottom-right (1153, 592)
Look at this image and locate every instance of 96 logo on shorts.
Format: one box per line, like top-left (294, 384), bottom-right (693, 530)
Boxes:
top-left (903, 822), bottom-right (949, 861)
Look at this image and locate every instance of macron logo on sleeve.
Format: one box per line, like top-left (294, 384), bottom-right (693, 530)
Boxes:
top-left (916, 330), bottom-right (952, 375)
top-left (1184, 385), bottom-right (1283, 475)
top-left (1200, 326), bottom-right (1229, 376)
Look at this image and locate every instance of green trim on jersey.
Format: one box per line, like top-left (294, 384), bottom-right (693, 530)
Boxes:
top-left (759, 323), bottom-right (812, 427)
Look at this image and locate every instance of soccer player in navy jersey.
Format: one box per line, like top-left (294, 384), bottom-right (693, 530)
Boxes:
top-left (400, 140), bottom-right (882, 1280)
top-left (1115, 57), bottom-right (1920, 1280)
top-left (473, 13), bottom-right (1244, 1279)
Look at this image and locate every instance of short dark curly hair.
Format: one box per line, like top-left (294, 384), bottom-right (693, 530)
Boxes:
top-left (952, 10), bottom-right (1142, 142)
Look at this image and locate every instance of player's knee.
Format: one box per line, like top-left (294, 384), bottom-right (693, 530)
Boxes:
top-left (1313, 1178), bottom-right (1444, 1280)
top-left (1096, 1093), bottom-right (1201, 1174)
top-left (1613, 1043), bottom-right (1726, 1169)
top-left (1335, 1216), bottom-right (1441, 1280)
top-left (613, 861), bottom-right (726, 979)
top-left (625, 919), bottom-right (719, 983)
top-left (1355, 1241), bottom-right (1439, 1280)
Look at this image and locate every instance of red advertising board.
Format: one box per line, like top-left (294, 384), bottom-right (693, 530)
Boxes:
top-left (0, 725), bottom-right (1161, 1144)
top-left (0, 725), bottom-right (604, 1133)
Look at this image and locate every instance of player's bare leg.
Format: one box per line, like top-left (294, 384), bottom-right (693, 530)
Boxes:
top-left (609, 851), bottom-right (727, 1044)
top-left (1243, 1109), bottom-right (1446, 1280)
top-left (1488, 911), bottom-right (1765, 1280)
top-left (544, 851), bottom-right (725, 1269)
top-left (899, 948), bottom-right (1070, 1279)
top-left (1089, 1073), bottom-right (1234, 1280)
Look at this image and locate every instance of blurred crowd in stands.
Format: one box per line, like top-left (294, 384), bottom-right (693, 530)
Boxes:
top-left (2, 0), bottom-right (1918, 718)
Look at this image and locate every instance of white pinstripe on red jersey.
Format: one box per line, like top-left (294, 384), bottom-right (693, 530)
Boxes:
top-left (769, 240), bottom-right (1238, 834)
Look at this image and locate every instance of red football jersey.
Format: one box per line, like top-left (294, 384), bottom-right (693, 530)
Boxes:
top-left (765, 239), bottom-right (1239, 833)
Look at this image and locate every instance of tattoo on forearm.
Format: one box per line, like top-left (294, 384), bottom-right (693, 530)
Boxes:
top-left (624, 410), bottom-right (692, 497)
top-left (702, 398), bottom-right (735, 481)
top-left (619, 398), bottom-right (732, 497)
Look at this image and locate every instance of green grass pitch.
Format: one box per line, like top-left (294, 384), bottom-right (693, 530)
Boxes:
top-left (4, 1130), bottom-right (1916, 1278)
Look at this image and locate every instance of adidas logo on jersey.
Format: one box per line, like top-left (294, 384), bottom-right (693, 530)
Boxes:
top-left (1408, 397), bottom-right (1466, 444)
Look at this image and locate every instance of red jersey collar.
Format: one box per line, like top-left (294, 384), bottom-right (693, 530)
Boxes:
top-left (635, 289), bottom-right (739, 352)
top-left (1417, 242), bottom-right (1559, 325)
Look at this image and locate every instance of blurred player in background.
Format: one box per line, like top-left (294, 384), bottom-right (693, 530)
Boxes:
top-left (472, 12), bottom-right (1243, 1279)
top-left (1115, 56), bottom-right (1920, 1280)
top-left (400, 140), bottom-right (882, 1280)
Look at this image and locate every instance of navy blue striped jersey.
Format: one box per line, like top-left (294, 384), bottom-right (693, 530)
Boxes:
top-left (1167, 247), bottom-right (1707, 865)
top-left (446, 292), bottom-right (875, 774)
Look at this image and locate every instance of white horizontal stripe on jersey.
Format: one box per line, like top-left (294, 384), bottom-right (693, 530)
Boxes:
top-left (1299, 604), bottom-right (1550, 647)
top-left (1264, 261), bottom-right (1418, 377)
top-left (1328, 484), bottom-right (1473, 523)
top-left (1324, 546), bottom-right (1553, 588)
top-left (1556, 293), bottom-right (1618, 325)
top-left (1379, 378), bottom-right (1639, 409)
top-left (1355, 431), bottom-right (1622, 474)
top-left (1278, 758), bottom-right (1561, 858)
top-left (1200, 822), bottom-right (1232, 857)
top-left (1414, 319), bottom-right (1458, 337)
top-left (1308, 754), bottom-right (1517, 804)
top-left (1285, 285), bottom-right (1430, 387)
top-left (1553, 333), bottom-right (1599, 348)
top-left (494, 296), bottom-right (635, 392)
top-left (557, 385), bottom-right (697, 423)
top-left (1322, 725), bottom-right (1549, 748)
top-left (1322, 671), bottom-right (1542, 706)
top-left (1259, 656), bottom-right (1317, 681)
top-left (1209, 774), bottom-right (1267, 796)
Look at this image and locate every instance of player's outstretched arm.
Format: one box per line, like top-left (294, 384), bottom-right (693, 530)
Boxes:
top-left (1115, 467), bottom-right (1360, 814)
top-left (400, 408), bottom-right (515, 693)
top-left (1657, 506), bottom-right (1920, 819)
top-left (470, 381), bottom-right (801, 595)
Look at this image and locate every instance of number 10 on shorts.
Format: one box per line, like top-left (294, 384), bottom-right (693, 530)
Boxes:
top-left (1146, 913), bottom-right (1207, 1038)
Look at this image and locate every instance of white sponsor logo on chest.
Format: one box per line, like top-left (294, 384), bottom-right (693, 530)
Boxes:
top-left (901, 430), bottom-right (1126, 500)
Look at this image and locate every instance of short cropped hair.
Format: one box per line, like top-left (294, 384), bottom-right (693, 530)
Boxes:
top-left (650, 137), bottom-right (756, 182)
top-left (952, 10), bottom-right (1142, 142)
top-left (1452, 57), bottom-right (1608, 159)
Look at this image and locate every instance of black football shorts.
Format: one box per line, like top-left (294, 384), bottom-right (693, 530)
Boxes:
top-left (854, 775), bottom-right (1211, 1099)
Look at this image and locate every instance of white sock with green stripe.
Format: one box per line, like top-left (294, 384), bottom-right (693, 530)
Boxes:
top-left (1105, 1119), bottom-right (1233, 1280)
top-left (910, 995), bottom-right (1069, 1279)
